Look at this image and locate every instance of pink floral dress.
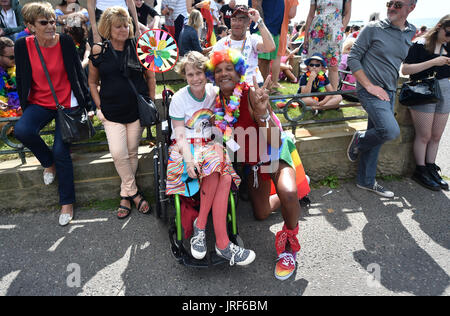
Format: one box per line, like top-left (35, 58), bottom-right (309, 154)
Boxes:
top-left (307, 0), bottom-right (345, 68)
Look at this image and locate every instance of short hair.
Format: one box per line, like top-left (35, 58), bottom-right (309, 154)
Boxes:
top-left (22, 1), bottom-right (55, 25)
top-left (0, 37), bottom-right (14, 55)
top-left (97, 6), bottom-right (134, 40)
top-left (175, 51), bottom-right (208, 77)
top-left (217, 25), bottom-right (228, 34)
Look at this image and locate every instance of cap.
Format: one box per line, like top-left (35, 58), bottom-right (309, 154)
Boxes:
top-left (231, 5), bottom-right (249, 18)
top-left (305, 53), bottom-right (327, 68)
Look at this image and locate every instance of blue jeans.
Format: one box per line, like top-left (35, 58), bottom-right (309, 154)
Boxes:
top-left (14, 104), bottom-right (76, 205)
top-left (356, 88), bottom-right (400, 187)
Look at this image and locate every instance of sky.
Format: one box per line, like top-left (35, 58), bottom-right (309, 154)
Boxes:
top-left (233, 0), bottom-right (450, 24)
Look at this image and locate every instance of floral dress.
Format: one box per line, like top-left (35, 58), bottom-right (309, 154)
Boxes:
top-left (307, 0), bottom-right (345, 68)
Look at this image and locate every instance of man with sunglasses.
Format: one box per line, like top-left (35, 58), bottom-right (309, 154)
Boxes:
top-left (347, 0), bottom-right (417, 198)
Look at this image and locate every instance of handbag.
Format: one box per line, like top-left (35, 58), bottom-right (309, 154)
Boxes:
top-left (34, 38), bottom-right (95, 144)
top-left (399, 46), bottom-right (444, 106)
top-left (110, 43), bottom-right (159, 127)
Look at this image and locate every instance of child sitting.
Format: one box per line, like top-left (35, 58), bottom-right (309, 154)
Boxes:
top-left (279, 47), bottom-right (300, 84)
top-left (298, 53), bottom-right (342, 109)
top-left (338, 38), bottom-right (359, 102)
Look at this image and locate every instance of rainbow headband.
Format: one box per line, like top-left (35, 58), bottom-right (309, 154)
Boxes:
top-left (205, 49), bottom-right (248, 84)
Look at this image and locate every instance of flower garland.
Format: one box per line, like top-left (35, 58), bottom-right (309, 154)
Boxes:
top-left (0, 66), bottom-right (21, 118)
top-left (206, 49), bottom-right (248, 142)
top-left (214, 80), bottom-right (246, 142)
top-left (306, 70), bottom-right (326, 102)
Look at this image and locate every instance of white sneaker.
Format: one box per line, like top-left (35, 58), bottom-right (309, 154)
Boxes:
top-left (356, 181), bottom-right (394, 198)
top-left (43, 171), bottom-right (55, 185)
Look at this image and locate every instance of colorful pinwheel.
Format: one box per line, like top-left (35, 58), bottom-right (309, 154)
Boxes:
top-left (136, 29), bottom-right (179, 73)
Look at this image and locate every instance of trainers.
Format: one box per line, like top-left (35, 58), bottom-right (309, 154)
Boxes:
top-left (347, 131), bottom-right (362, 162)
top-left (357, 181), bottom-right (395, 198)
top-left (190, 219), bottom-right (207, 260)
top-left (215, 242), bottom-right (256, 266)
top-left (275, 252), bottom-right (297, 281)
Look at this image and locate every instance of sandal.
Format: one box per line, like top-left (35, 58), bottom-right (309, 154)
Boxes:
top-left (117, 197), bottom-right (132, 219)
top-left (129, 191), bottom-right (151, 214)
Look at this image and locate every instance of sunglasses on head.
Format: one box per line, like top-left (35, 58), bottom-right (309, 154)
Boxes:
top-left (386, 1), bottom-right (405, 9)
top-left (36, 20), bottom-right (56, 26)
top-left (1, 55), bottom-right (14, 60)
top-left (309, 63), bottom-right (322, 68)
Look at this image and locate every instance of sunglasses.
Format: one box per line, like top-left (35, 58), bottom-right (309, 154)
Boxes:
top-left (445, 30), bottom-right (450, 37)
top-left (36, 20), bottom-right (56, 26)
top-left (1, 55), bottom-right (14, 60)
top-left (386, 1), bottom-right (405, 9)
top-left (309, 63), bottom-right (322, 68)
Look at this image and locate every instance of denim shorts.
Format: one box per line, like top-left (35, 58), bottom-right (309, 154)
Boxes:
top-left (409, 78), bottom-right (450, 114)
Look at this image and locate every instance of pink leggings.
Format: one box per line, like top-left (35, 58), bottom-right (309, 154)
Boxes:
top-left (195, 172), bottom-right (232, 250)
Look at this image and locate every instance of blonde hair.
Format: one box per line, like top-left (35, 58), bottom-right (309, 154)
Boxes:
top-left (175, 51), bottom-right (208, 77)
top-left (22, 1), bottom-right (55, 25)
top-left (97, 6), bottom-right (134, 40)
top-left (188, 9), bottom-right (203, 31)
top-left (342, 37), bottom-right (356, 54)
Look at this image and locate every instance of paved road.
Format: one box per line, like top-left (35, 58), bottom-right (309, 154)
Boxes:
top-left (0, 126), bottom-right (449, 297)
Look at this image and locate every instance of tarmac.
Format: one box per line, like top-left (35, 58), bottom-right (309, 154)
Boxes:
top-left (0, 125), bottom-right (449, 297)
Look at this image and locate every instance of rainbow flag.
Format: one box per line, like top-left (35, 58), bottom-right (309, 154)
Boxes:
top-left (199, 1), bottom-right (217, 47)
top-left (269, 135), bottom-right (310, 198)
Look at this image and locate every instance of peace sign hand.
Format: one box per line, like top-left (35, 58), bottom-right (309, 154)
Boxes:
top-left (250, 75), bottom-right (271, 116)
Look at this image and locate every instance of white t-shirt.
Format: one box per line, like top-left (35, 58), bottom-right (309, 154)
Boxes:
top-left (169, 83), bottom-right (218, 140)
top-left (213, 33), bottom-right (264, 85)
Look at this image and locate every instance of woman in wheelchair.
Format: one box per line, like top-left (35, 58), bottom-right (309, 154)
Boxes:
top-left (206, 49), bottom-right (310, 281)
top-left (165, 51), bottom-right (256, 266)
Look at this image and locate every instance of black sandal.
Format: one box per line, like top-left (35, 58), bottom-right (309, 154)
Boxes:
top-left (117, 197), bottom-right (132, 219)
top-left (129, 191), bottom-right (151, 214)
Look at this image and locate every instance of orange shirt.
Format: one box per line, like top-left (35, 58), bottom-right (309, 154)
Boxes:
top-left (278, 0), bottom-right (299, 57)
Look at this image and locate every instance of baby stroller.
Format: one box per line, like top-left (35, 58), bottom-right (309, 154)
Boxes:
top-left (152, 87), bottom-right (244, 268)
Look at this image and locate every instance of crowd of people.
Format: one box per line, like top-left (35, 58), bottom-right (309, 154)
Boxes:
top-left (0, 0), bottom-right (449, 281)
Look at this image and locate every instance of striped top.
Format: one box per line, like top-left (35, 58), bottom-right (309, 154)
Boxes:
top-left (172, 0), bottom-right (188, 18)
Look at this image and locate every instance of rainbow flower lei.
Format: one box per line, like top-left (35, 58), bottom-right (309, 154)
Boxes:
top-left (206, 49), bottom-right (248, 142)
top-left (306, 70), bottom-right (326, 101)
top-left (0, 66), bottom-right (21, 117)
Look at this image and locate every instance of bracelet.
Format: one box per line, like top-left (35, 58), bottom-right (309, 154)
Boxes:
top-left (257, 110), bottom-right (271, 128)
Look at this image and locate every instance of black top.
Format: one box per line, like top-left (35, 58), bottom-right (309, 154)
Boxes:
top-left (90, 40), bottom-right (149, 124)
top-left (404, 42), bottom-right (450, 80)
top-left (14, 33), bottom-right (92, 112)
top-left (136, 3), bottom-right (158, 25)
top-left (220, 4), bottom-right (234, 29)
top-left (179, 25), bottom-right (202, 56)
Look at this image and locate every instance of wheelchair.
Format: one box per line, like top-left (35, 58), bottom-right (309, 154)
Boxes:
top-left (152, 87), bottom-right (243, 268)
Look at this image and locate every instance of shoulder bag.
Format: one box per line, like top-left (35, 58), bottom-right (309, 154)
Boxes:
top-left (110, 42), bottom-right (159, 127)
top-left (34, 37), bottom-right (95, 144)
top-left (399, 46), bottom-right (444, 106)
